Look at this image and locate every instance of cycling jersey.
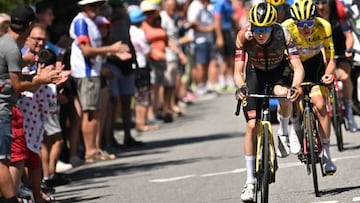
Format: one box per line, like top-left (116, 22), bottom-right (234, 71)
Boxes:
top-left (281, 17), bottom-right (335, 61)
top-left (235, 23), bottom-right (299, 70)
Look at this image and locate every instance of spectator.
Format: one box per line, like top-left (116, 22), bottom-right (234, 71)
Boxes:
top-left (129, 7), bottom-right (159, 132)
top-left (108, 0), bottom-right (143, 146)
top-left (187, 0), bottom-right (217, 96)
top-left (69, 0), bottom-right (131, 163)
top-left (0, 5), bottom-right (61, 203)
top-left (141, 0), bottom-right (171, 122)
top-left (160, 0), bottom-right (188, 116)
top-left (213, 0), bottom-right (236, 93)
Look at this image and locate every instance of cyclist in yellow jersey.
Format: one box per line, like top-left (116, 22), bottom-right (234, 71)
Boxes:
top-left (234, 3), bottom-right (304, 201)
top-left (282, 0), bottom-right (337, 175)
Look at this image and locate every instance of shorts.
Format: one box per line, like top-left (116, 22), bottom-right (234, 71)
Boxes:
top-left (73, 77), bottom-right (101, 111)
top-left (25, 149), bottom-right (40, 169)
top-left (194, 42), bottom-right (215, 66)
top-left (108, 63), bottom-right (136, 96)
top-left (149, 59), bottom-right (166, 85)
top-left (302, 53), bottom-right (326, 83)
top-left (243, 60), bottom-right (292, 121)
top-left (135, 86), bottom-right (151, 107)
top-left (219, 30), bottom-right (235, 58)
top-left (44, 113), bottom-right (61, 136)
top-left (0, 114), bottom-right (12, 160)
top-left (164, 61), bottom-right (179, 87)
top-left (11, 106), bottom-right (27, 163)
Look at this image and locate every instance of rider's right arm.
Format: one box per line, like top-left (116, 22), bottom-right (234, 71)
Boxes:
top-left (234, 27), bottom-right (248, 88)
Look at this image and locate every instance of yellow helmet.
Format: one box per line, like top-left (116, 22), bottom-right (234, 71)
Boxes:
top-left (266, 0), bottom-right (286, 6)
top-left (248, 3), bottom-right (277, 27)
top-left (290, 0), bottom-right (316, 21)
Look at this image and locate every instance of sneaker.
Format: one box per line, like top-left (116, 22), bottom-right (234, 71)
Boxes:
top-left (55, 160), bottom-right (73, 173)
top-left (44, 173), bottom-right (71, 187)
top-left (69, 155), bottom-right (84, 167)
top-left (345, 104), bottom-right (358, 132)
top-left (289, 127), bottom-right (301, 154)
top-left (18, 183), bottom-right (34, 200)
top-left (322, 156), bottom-right (337, 175)
top-left (240, 183), bottom-right (255, 202)
top-left (276, 135), bottom-right (290, 158)
top-left (346, 114), bottom-right (358, 133)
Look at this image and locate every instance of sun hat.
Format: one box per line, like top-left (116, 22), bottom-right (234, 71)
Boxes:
top-left (129, 8), bottom-right (146, 23)
top-left (140, 0), bottom-right (160, 12)
top-left (10, 5), bottom-right (36, 31)
top-left (78, 0), bottom-right (107, 6)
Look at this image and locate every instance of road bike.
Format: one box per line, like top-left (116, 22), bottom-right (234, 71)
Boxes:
top-left (235, 85), bottom-right (286, 203)
top-left (297, 82), bottom-right (326, 197)
top-left (328, 74), bottom-right (345, 152)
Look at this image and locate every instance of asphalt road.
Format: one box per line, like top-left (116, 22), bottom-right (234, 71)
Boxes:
top-left (53, 94), bottom-right (360, 203)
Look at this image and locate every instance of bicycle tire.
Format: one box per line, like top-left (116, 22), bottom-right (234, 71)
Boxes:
top-left (330, 87), bottom-right (344, 151)
top-left (261, 124), bottom-right (270, 203)
top-left (304, 107), bottom-right (320, 197)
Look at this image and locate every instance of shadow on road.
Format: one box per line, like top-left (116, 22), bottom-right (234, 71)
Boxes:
top-left (319, 185), bottom-right (360, 196)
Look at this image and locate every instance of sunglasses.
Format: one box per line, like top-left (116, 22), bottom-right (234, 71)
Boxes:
top-left (296, 20), bottom-right (315, 29)
top-left (252, 26), bottom-right (272, 34)
top-left (29, 36), bottom-right (46, 42)
top-left (315, 0), bottom-right (328, 5)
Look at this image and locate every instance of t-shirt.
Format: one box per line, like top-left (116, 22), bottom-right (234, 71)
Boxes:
top-left (0, 34), bottom-right (22, 115)
top-left (160, 10), bottom-right (180, 62)
top-left (69, 12), bottom-right (103, 78)
top-left (187, 0), bottom-right (215, 44)
top-left (129, 25), bottom-right (150, 68)
top-left (213, 0), bottom-right (234, 30)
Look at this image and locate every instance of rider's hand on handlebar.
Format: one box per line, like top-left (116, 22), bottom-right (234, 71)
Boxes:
top-left (235, 85), bottom-right (249, 100)
top-left (321, 74), bottom-right (334, 85)
top-left (287, 86), bottom-right (301, 102)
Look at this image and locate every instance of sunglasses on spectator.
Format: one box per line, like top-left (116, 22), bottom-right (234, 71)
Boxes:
top-left (296, 20), bottom-right (315, 29)
top-left (29, 36), bottom-right (46, 42)
top-left (315, 0), bottom-right (328, 5)
top-left (252, 26), bottom-right (272, 34)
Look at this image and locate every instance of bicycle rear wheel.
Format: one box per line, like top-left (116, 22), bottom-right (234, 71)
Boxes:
top-left (330, 87), bottom-right (344, 151)
top-left (260, 125), bottom-right (270, 203)
top-left (304, 107), bottom-right (320, 197)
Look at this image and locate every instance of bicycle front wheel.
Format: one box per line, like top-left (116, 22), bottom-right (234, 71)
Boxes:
top-left (330, 87), bottom-right (344, 152)
top-left (261, 124), bottom-right (270, 203)
top-left (304, 107), bottom-right (320, 197)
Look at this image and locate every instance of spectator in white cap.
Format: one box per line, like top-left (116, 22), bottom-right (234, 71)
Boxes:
top-left (69, 0), bottom-right (131, 163)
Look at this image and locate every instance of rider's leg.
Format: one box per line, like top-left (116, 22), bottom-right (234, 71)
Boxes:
top-left (312, 93), bottom-right (337, 173)
top-left (274, 86), bottom-right (291, 157)
top-left (244, 119), bottom-right (258, 184)
top-left (337, 62), bottom-right (358, 132)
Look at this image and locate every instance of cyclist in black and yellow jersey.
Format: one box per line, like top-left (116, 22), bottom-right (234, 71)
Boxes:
top-left (282, 0), bottom-right (337, 175)
top-left (234, 3), bottom-right (304, 202)
top-left (266, 0), bottom-right (292, 23)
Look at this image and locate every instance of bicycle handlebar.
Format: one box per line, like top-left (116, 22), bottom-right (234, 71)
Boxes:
top-left (235, 94), bottom-right (288, 116)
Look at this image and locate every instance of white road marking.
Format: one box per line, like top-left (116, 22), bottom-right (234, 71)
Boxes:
top-left (201, 168), bottom-right (246, 177)
top-left (310, 201), bottom-right (339, 203)
top-left (353, 196), bottom-right (360, 202)
top-left (149, 175), bottom-right (196, 183)
top-left (149, 155), bottom-right (360, 183)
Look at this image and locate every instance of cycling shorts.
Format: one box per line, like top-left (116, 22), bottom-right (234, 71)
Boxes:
top-left (243, 60), bottom-right (292, 121)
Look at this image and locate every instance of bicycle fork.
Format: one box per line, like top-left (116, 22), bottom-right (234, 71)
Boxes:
top-left (256, 121), bottom-right (278, 183)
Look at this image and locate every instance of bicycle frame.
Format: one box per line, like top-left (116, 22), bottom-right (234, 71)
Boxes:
top-left (328, 74), bottom-right (345, 151)
top-left (236, 86), bottom-right (286, 203)
top-left (298, 82), bottom-right (325, 197)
